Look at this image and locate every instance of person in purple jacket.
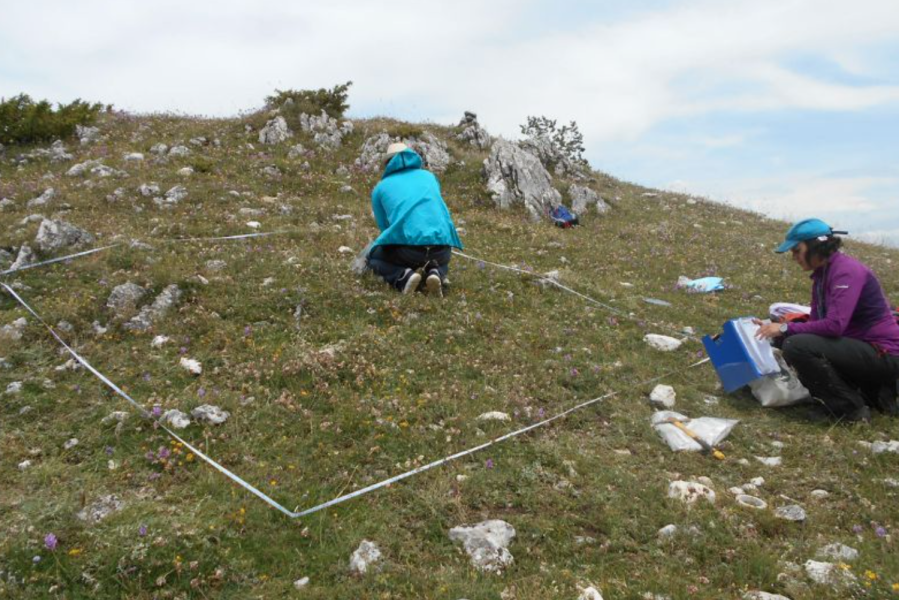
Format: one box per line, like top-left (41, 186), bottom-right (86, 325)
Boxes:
top-left (755, 219), bottom-right (899, 423)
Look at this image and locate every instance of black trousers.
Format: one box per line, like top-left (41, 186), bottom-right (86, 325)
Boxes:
top-left (782, 334), bottom-right (899, 417)
top-left (366, 245), bottom-right (451, 291)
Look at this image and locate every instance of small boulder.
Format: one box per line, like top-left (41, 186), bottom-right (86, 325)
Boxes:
top-left (817, 543), bottom-right (858, 562)
top-left (649, 384), bottom-right (676, 408)
top-left (258, 116), bottom-right (293, 145)
top-left (774, 504), bottom-right (806, 522)
top-left (34, 219), bottom-right (95, 253)
top-left (477, 411), bottom-right (511, 422)
top-left (106, 283), bottom-right (147, 319)
top-left (668, 480), bottom-right (715, 505)
top-left (644, 334), bottom-right (682, 352)
top-left (162, 409), bottom-right (191, 429)
top-left (26, 188), bottom-right (56, 208)
top-left (569, 185), bottom-right (610, 215)
top-left (191, 404), bottom-right (229, 425)
top-left (348, 540), bottom-right (382, 576)
top-left (77, 494), bottom-right (124, 524)
top-left (448, 519), bottom-right (516, 574)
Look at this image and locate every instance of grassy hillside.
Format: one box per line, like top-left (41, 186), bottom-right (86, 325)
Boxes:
top-left (1, 110), bottom-right (897, 599)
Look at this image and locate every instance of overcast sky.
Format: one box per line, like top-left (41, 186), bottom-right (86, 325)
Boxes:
top-left (2, 0), bottom-right (897, 245)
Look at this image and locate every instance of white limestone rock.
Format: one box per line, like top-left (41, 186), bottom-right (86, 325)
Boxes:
top-left (644, 334), bottom-right (683, 352)
top-left (668, 480), bottom-right (715, 505)
top-left (448, 519), bottom-right (516, 573)
top-left (649, 384), bottom-right (676, 408)
top-left (348, 540), bottom-right (382, 576)
top-left (191, 404), bottom-right (230, 425)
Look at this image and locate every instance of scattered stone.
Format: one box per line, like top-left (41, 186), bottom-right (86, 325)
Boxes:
top-left (860, 440), bottom-right (899, 454)
top-left (668, 480), bottom-right (715, 505)
top-left (101, 411), bottom-right (129, 425)
top-left (177, 166), bottom-right (194, 176)
top-left (63, 438), bottom-right (79, 450)
top-left (124, 284), bottom-right (181, 331)
top-left (34, 219), bottom-right (95, 253)
top-left (150, 143), bottom-right (168, 156)
top-left (106, 283), bottom-right (147, 319)
top-left (482, 139), bottom-right (561, 220)
top-left (168, 145), bottom-right (190, 157)
top-left (18, 459), bottom-right (32, 470)
top-left (262, 165), bottom-right (282, 178)
top-left (649, 384), bottom-right (676, 408)
top-left (743, 593), bottom-right (792, 600)
top-left (205, 259), bottom-right (227, 272)
top-left (569, 185), bottom-right (610, 215)
top-left (817, 543), bottom-right (858, 562)
top-left (191, 404), bottom-right (229, 425)
top-left (5, 381), bottom-right (24, 394)
top-left (66, 159), bottom-right (103, 177)
top-left (449, 519), bottom-right (516, 574)
top-left (477, 411), bottom-right (511, 422)
top-left (138, 183), bottom-right (160, 197)
top-left (337, 246), bottom-right (353, 254)
top-left (123, 152), bottom-right (144, 162)
top-left (0, 197), bottom-right (15, 210)
top-left (644, 334), bottom-right (683, 352)
top-left (162, 409), bottom-right (191, 429)
top-left (287, 143), bottom-right (306, 159)
top-left (258, 116), bottom-right (293, 145)
top-left (246, 221), bottom-right (262, 229)
top-left (90, 163), bottom-right (125, 178)
top-left (810, 489), bottom-right (830, 500)
top-left (755, 456), bottom-right (782, 467)
top-left (774, 505), bottom-right (806, 522)
top-left (163, 185), bottom-right (188, 204)
top-left (578, 586), bottom-right (604, 600)
top-left (456, 111), bottom-right (491, 149)
top-left (180, 357), bottom-right (202, 375)
top-left (804, 560), bottom-right (855, 585)
top-left (76, 125), bottom-right (100, 145)
top-left (77, 494), bottom-right (124, 523)
top-left (26, 187), bottom-right (56, 208)
top-left (293, 577), bottom-right (310, 590)
top-left (348, 540), bottom-right (382, 576)
top-left (657, 524), bottom-right (678, 539)
top-left (0, 318), bottom-right (28, 342)
top-left (9, 245), bottom-right (36, 272)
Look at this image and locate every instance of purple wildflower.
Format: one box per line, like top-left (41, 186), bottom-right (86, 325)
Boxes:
top-left (151, 405), bottom-right (162, 417)
top-left (538, 407), bottom-right (545, 418)
top-left (197, 387), bottom-right (206, 398)
top-left (852, 524), bottom-right (864, 534)
top-left (105, 446), bottom-right (114, 456)
top-left (179, 346), bottom-right (187, 355)
top-left (157, 447), bottom-right (171, 460)
top-left (485, 458), bottom-right (494, 469)
top-left (875, 526), bottom-right (887, 538)
top-left (244, 325), bottom-right (252, 336)
top-left (143, 372), bottom-right (152, 382)
top-left (44, 533), bottom-right (58, 551)
top-left (148, 472), bottom-right (161, 481)
top-left (145, 451), bottom-right (155, 461)
top-left (570, 368), bottom-right (579, 377)
top-left (138, 525), bottom-right (148, 537)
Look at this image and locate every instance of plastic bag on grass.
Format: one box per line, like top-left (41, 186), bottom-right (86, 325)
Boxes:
top-left (651, 410), bottom-right (739, 452)
top-left (748, 348), bottom-right (810, 407)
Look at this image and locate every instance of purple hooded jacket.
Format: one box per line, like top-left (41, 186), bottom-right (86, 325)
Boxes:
top-left (786, 252), bottom-right (898, 355)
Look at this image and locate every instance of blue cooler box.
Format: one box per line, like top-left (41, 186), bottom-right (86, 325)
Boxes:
top-left (703, 318), bottom-right (780, 393)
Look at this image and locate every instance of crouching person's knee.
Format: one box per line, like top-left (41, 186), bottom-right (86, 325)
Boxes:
top-left (781, 334), bottom-right (816, 365)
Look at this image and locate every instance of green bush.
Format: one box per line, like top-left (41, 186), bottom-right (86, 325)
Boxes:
top-left (265, 81), bottom-right (353, 121)
top-left (0, 94), bottom-right (104, 145)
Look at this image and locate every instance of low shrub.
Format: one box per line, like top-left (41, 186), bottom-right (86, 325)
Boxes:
top-left (0, 94), bottom-right (104, 145)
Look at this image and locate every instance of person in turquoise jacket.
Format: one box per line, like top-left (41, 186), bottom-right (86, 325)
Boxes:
top-left (366, 143), bottom-right (462, 297)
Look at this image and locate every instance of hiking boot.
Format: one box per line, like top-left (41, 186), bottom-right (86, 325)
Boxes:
top-left (401, 269), bottom-right (422, 295)
top-left (844, 405), bottom-right (872, 424)
top-left (425, 270), bottom-right (443, 298)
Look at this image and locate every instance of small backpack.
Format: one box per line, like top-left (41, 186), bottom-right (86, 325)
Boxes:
top-left (549, 205), bottom-right (579, 228)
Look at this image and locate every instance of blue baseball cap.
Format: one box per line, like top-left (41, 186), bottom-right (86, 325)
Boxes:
top-left (775, 218), bottom-right (847, 253)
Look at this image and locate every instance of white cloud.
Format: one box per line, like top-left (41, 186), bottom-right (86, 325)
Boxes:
top-left (0, 0), bottom-right (895, 141)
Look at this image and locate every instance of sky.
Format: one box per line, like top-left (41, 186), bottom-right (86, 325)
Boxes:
top-left (1, 0), bottom-right (897, 246)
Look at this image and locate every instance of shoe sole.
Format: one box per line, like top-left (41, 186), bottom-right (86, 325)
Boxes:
top-left (425, 274), bottom-right (443, 297)
top-left (402, 272), bottom-right (422, 295)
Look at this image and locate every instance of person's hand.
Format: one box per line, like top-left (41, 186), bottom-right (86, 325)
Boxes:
top-left (753, 318), bottom-right (783, 339)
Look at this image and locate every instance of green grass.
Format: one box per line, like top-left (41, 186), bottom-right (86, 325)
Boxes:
top-left (1, 112), bottom-right (897, 599)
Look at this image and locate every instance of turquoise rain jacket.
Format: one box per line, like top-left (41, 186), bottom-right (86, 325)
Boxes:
top-left (371, 149), bottom-right (463, 249)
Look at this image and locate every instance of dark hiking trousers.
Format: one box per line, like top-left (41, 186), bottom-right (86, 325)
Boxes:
top-left (366, 244), bottom-right (452, 291)
top-left (782, 334), bottom-right (899, 417)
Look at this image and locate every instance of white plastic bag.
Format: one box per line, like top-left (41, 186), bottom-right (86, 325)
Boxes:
top-left (651, 410), bottom-right (739, 452)
top-left (748, 348), bottom-right (810, 407)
